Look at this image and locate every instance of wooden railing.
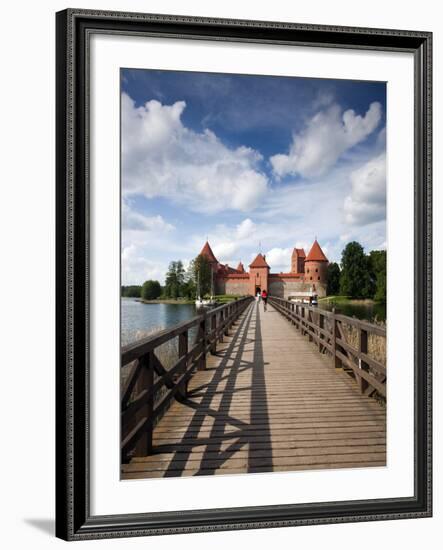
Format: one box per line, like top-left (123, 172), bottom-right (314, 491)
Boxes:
top-left (268, 296), bottom-right (386, 400)
top-left (121, 296), bottom-right (253, 462)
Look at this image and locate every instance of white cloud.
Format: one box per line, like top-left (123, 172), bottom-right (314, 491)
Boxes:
top-left (265, 247), bottom-right (292, 272)
top-left (236, 218), bottom-right (257, 239)
top-left (122, 93), bottom-right (268, 213)
top-left (122, 203), bottom-right (174, 233)
top-left (344, 153), bottom-right (386, 226)
top-left (270, 102), bottom-right (382, 178)
top-left (213, 241), bottom-right (240, 261)
top-left (122, 244), bottom-right (166, 285)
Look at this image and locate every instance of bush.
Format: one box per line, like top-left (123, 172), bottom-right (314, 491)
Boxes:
top-left (141, 280), bottom-right (162, 300)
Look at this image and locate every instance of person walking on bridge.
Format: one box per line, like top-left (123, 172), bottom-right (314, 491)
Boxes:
top-left (261, 289), bottom-right (268, 311)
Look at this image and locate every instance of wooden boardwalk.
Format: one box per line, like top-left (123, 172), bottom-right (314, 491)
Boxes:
top-left (122, 301), bottom-right (386, 479)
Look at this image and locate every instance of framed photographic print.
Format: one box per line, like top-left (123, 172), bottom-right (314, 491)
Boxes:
top-left (55, 9), bottom-right (432, 540)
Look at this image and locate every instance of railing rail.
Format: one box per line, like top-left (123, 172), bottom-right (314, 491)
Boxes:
top-left (268, 296), bottom-right (386, 400)
top-left (121, 296), bottom-right (253, 462)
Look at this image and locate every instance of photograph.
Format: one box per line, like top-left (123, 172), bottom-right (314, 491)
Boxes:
top-left (120, 68), bottom-right (388, 480)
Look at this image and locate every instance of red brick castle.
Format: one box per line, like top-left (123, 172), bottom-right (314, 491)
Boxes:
top-left (199, 239), bottom-right (329, 300)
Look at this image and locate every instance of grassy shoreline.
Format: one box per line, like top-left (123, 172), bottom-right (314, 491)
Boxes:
top-left (136, 298), bottom-right (195, 305)
top-left (135, 294), bottom-right (243, 305)
top-left (319, 295), bottom-right (384, 306)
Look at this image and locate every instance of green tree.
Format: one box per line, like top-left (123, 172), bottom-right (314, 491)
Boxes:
top-left (191, 254), bottom-right (212, 297)
top-left (369, 250), bottom-right (386, 302)
top-left (181, 279), bottom-right (196, 299)
top-left (141, 280), bottom-right (162, 300)
top-left (164, 261), bottom-right (186, 299)
top-left (339, 241), bottom-right (375, 299)
top-left (121, 285), bottom-right (142, 298)
top-left (326, 262), bottom-right (340, 295)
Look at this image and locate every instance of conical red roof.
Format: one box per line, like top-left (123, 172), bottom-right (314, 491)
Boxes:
top-left (249, 253), bottom-right (270, 268)
top-left (236, 261), bottom-right (245, 273)
top-left (305, 240), bottom-right (328, 262)
top-left (200, 241), bottom-right (218, 263)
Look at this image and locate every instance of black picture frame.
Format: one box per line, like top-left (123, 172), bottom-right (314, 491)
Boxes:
top-left (55, 8), bottom-right (432, 541)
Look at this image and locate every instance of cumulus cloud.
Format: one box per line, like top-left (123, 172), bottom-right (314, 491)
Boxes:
top-left (343, 153), bottom-right (386, 226)
top-left (235, 218), bottom-right (257, 239)
top-left (265, 247), bottom-right (292, 272)
top-left (210, 219), bottom-right (256, 262)
top-left (265, 240), bottom-right (312, 272)
top-left (122, 203), bottom-right (174, 233)
top-left (122, 244), bottom-right (167, 285)
top-left (122, 93), bottom-right (268, 213)
top-left (270, 102), bottom-right (382, 179)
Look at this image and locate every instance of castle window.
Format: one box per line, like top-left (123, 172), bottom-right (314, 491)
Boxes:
top-left (310, 277), bottom-right (312, 281)
top-left (315, 268), bottom-right (318, 273)
top-left (306, 269), bottom-right (309, 273)
top-left (318, 277), bottom-right (320, 281)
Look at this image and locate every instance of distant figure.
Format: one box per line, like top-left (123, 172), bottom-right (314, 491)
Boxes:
top-left (261, 289), bottom-right (268, 311)
top-left (256, 290), bottom-right (261, 302)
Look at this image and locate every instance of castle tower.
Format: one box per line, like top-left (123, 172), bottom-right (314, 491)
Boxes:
top-left (304, 240), bottom-right (328, 285)
top-left (199, 241), bottom-right (219, 273)
top-left (291, 248), bottom-right (306, 274)
top-left (236, 261), bottom-right (245, 273)
top-left (249, 253), bottom-right (270, 296)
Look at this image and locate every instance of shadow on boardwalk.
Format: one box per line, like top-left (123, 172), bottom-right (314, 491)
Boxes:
top-left (122, 301), bottom-right (386, 479)
top-left (162, 302), bottom-right (273, 476)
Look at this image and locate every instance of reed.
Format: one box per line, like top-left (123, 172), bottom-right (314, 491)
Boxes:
top-left (338, 318), bottom-right (386, 406)
top-left (340, 319), bottom-right (386, 366)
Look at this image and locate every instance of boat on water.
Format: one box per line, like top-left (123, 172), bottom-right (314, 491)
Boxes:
top-left (195, 297), bottom-right (217, 308)
top-left (195, 270), bottom-right (217, 308)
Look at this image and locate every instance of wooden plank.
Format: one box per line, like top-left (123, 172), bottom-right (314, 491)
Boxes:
top-left (153, 424), bottom-right (385, 441)
top-left (139, 436), bottom-right (387, 455)
top-left (122, 461), bottom-right (386, 479)
top-left (123, 452), bottom-right (386, 473)
top-left (129, 444), bottom-right (387, 465)
top-left (336, 350), bottom-right (386, 396)
top-left (120, 359), bottom-right (141, 407)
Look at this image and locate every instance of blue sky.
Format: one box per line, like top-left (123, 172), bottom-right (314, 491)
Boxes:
top-left (121, 68), bottom-right (386, 285)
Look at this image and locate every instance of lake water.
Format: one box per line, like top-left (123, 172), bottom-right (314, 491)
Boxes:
top-left (121, 298), bottom-right (198, 346)
top-left (121, 297), bottom-right (386, 347)
top-left (318, 300), bottom-right (386, 322)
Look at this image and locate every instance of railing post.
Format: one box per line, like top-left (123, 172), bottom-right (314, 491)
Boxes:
top-left (210, 313), bottom-right (217, 354)
top-left (178, 330), bottom-right (189, 396)
top-left (308, 309), bottom-right (313, 342)
top-left (197, 312), bottom-right (207, 370)
top-left (318, 313), bottom-right (324, 353)
top-left (331, 308), bottom-right (341, 369)
top-left (358, 328), bottom-right (369, 393)
top-left (135, 352), bottom-right (153, 456)
top-left (219, 309), bottom-right (224, 343)
top-left (225, 304), bottom-right (231, 335)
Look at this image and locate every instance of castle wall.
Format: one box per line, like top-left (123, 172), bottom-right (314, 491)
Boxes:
top-left (269, 278), bottom-right (327, 299)
top-left (219, 276), bottom-right (327, 298)
top-left (268, 279), bottom-right (285, 297)
top-left (215, 278), bottom-right (226, 295)
top-left (224, 279), bottom-right (250, 296)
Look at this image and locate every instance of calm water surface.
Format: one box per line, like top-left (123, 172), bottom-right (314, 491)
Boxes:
top-left (318, 300), bottom-right (386, 322)
top-left (121, 297), bottom-right (385, 347)
top-left (121, 298), bottom-right (198, 346)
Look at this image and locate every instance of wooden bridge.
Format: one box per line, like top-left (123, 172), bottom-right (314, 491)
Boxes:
top-left (121, 296), bottom-right (386, 479)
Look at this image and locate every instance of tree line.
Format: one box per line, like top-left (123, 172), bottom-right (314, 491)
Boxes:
top-left (326, 241), bottom-right (386, 301)
top-left (120, 254), bottom-right (212, 301)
